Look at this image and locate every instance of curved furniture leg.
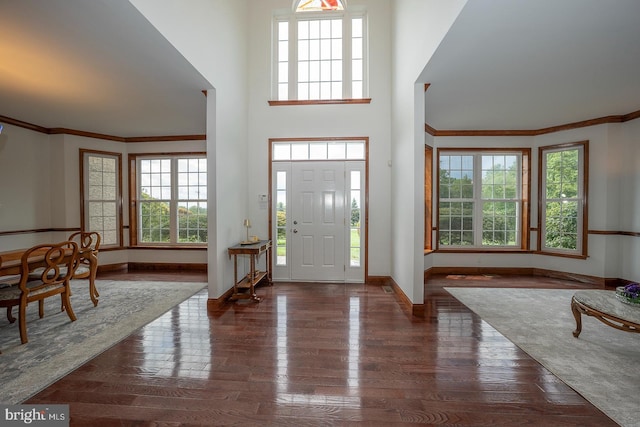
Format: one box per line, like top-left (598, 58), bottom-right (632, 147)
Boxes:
top-left (19, 302), bottom-right (28, 344)
top-left (89, 252), bottom-right (99, 306)
top-left (571, 297), bottom-right (582, 338)
top-left (6, 306), bottom-right (16, 323)
top-left (62, 288), bottom-right (77, 322)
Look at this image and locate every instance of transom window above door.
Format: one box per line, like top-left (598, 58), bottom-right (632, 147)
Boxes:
top-left (272, 140), bottom-right (365, 161)
top-left (272, 0), bottom-right (368, 102)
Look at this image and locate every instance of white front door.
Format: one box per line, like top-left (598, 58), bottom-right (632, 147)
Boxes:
top-left (290, 161), bottom-right (346, 281)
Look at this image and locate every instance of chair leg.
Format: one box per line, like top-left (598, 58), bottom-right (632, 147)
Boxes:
top-left (90, 275), bottom-right (99, 307)
top-left (19, 304), bottom-right (28, 344)
top-left (6, 306), bottom-right (16, 323)
top-left (38, 300), bottom-right (44, 318)
top-left (89, 253), bottom-right (99, 306)
top-left (62, 289), bottom-right (77, 322)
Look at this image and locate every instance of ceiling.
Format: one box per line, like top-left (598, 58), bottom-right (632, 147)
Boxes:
top-left (0, 0), bottom-right (211, 138)
top-left (1, 1), bottom-right (639, 137)
top-left (420, 0), bottom-right (640, 131)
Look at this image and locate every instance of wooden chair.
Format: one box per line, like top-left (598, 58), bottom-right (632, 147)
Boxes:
top-left (0, 241), bottom-right (79, 345)
top-left (67, 231), bottom-right (101, 307)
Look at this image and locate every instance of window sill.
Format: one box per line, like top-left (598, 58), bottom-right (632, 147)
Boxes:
top-left (435, 248), bottom-right (532, 254)
top-left (268, 98), bottom-right (371, 106)
top-left (534, 250), bottom-right (588, 260)
top-left (130, 245), bottom-right (207, 250)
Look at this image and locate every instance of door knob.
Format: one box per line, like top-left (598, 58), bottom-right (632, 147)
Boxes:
top-left (293, 229), bottom-right (298, 233)
top-left (293, 220), bottom-right (298, 225)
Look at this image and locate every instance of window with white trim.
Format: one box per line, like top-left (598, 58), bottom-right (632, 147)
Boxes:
top-left (539, 142), bottom-right (587, 256)
top-left (438, 149), bottom-right (529, 249)
top-left (130, 154), bottom-right (207, 245)
top-left (81, 150), bottom-right (122, 247)
top-left (274, 0), bottom-right (367, 101)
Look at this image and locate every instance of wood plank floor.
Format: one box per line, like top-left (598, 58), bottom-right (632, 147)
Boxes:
top-left (26, 272), bottom-right (618, 426)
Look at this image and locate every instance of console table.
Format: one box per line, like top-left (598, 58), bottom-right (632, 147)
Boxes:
top-left (571, 290), bottom-right (640, 337)
top-left (227, 240), bottom-right (271, 302)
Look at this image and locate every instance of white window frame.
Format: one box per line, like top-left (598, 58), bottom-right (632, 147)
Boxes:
top-left (81, 150), bottom-right (122, 247)
top-left (132, 153), bottom-right (207, 246)
top-left (438, 150), bottom-right (526, 249)
top-left (272, 4), bottom-right (368, 101)
top-left (539, 142), bottom-right (587, 257)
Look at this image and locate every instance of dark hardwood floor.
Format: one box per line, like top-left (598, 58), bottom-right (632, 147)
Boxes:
top-left (26, 271), bottom-right (617, 426)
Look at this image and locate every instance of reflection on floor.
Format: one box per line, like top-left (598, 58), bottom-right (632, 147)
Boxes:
top-left (27, 271), bottom-right (616, 426)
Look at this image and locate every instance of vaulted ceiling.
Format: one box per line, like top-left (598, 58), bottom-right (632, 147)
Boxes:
top-left (1, 1), bottom-right (638, 138)
top-left (0, 0), bottom-right (210, 138)
top-left (420, 0), bottom-right (640, 132)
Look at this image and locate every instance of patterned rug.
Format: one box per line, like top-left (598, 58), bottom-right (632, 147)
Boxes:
top-left (445, 287), bottom-right (640, 427)
top-left (0, 279), bottom-right (207, 404)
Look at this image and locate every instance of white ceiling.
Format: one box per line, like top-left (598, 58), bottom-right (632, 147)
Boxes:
top-left (421, 0), bottom-right (640, 131)
top-left (1, 1), bottom-right (639, 137)
top-left (0, 0), bottom-right (211, 138)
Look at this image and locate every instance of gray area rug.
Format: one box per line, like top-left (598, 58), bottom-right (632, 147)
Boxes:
top-left (0, 279), bottom-right (207, 404)
top-left (445, 287), bottom-right (640, 427)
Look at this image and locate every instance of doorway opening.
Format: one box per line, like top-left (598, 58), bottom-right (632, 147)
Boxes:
top-left (269, 137), bottom-right (368, 282)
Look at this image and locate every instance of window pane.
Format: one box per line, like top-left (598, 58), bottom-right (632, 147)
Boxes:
top-left (177, 201), bottom-right (207, 243)
top-left (352, 81), bottom-right (363, 98)
top-left (346, 142), bottom-right (365, 159)
top-left (279, 8), bottom-right (364, 100)
top-left (309, 142), bottom-right (327, 160)
top-left (439, 151), bottom-right (523, 248)
top-left (352, 17), bottom-right (362, 37)
top-left (309, 20), bottom-right (320, 38)
top-left (332, 39), bottom-right (342, 60)
top-left (327, 142), bottom-right (346, 159)
top-left (542, 145), bottom-right (583, 253)
top-left (276, 170), bottom-right (287, 266)
top-left (137, 155), bottom-right (206, 245)
top-left (298, 20), bottom-right (308, 38)
top-left (278, 41), bottom-right (289, 63)
top-left (85, 153), bottom-right (120, 247)
top-left (273, 144), bottom-right (291, 161)
top-left (278, 83), bottom-right (288, 100)
top-left (291, 144), bottom-right (308, 160)
top-left (140, 200), bottom-right (170, 243)
top-left (278, 21), bottom-right (289, 40)
top-left (482, 201), bottom-right (518, 246)
top-left (350, 171), bottom-right (361, 190)
top-left (545, 201), bottom-right (578, 250)
top-left (352, 38), bottom-right (363, 59)
top-left (352, 59), bottom-right (363, 80)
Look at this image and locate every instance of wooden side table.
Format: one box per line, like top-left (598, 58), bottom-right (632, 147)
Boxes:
top-left (227, 240), bottom-right (272, 302)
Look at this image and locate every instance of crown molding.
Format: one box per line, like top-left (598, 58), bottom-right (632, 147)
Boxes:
top-left (0, 114), bottom-right (205, 143)
top-left (425, 109), bottom-right (640, 137)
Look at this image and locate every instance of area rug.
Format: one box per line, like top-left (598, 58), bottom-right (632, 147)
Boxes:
top-left (445, 287), bottom-right (640, 427)
top-left (0, 279), bottom-right (207, 404)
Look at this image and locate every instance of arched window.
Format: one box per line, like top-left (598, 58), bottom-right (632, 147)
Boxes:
top-left (296, 0), bottom-right (345, 12)
top-left (273, 1), bottom-right (367, 102)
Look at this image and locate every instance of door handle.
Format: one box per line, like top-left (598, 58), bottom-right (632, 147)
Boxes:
top-left (293, 220), bottom-right (298, 225)
top-left (293, 229), bottom-right (298, 233)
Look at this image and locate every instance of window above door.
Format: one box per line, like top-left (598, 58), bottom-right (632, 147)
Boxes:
top-left (270, 1), bottom-right (370, 104)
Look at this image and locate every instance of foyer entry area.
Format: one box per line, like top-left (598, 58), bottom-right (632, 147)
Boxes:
top-left (270, 138), bottom-right (367, 283)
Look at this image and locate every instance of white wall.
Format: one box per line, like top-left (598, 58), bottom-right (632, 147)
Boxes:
top-left (0, 124), bottom-right (53, 249)
top-left (246, 0), bottom-right (393, 278)
top-left (619, 118), bottom-right (640, 281)
top-left (391, 0), bottom-right (466, 303)
top-left (130, 0), bottom-right (249, 298)
top-left (0, 122), bottom-right (208, 265)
